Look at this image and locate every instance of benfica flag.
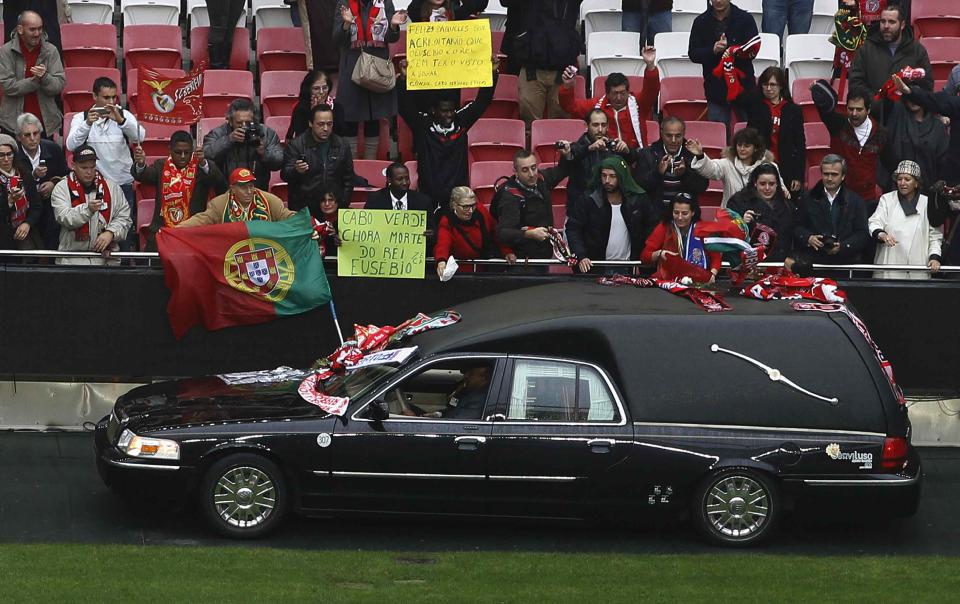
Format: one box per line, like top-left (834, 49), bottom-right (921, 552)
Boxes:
top-left (137, 62), bottom-right (206, 125)
top-left (157, 209), bottom-right (332, 338)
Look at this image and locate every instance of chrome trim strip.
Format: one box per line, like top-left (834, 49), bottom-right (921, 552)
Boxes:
top-left (488, 475), bottom-right (579, 482)
top-left (105, 459), bottom-right (182, 471)
top-left (454, 435), bottom-right (486, 444)
top-left (587, 439), bottom-right (616, 447)
top-left (711, 344), bottom-right (839, 405)
top-left (324, 471), bottom-right (486, 480)
top-left (802, 477), bottom-right (920, 487)
top-left (632, 422), bottom-right (886, 437)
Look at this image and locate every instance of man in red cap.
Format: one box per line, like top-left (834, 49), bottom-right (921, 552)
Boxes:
top-left (178, 167), bottom-right (296, 227)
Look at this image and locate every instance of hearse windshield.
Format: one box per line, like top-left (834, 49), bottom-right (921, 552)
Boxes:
top-left (320, 364), bottom-right (402, 400)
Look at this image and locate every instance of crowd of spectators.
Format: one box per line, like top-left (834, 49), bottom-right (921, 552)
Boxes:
top-left (0, 1), bottom-right (957, 282)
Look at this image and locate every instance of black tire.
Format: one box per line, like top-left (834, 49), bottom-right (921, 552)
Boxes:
top-left (692, 467), bottom-right (779, 547)
top-left (200, 453), bottom-right (288, 539)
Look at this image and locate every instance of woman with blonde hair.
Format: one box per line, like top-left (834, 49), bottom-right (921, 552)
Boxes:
top-left (434, 186), bottom-right (515, 279)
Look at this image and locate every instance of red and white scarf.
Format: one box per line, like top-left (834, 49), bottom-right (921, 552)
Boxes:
top-left (1, 171), bottom-right (26, 228)
top-left (159, 156), bottom-right (198, 227)
top-left (713, 34), bottom-right (762, 102)
top-left (350, 0), bottom-right (389, 48)
top-left (67, 171), bottom-right (111, 241)
top-left (596, 94), bottom-right (642, 148)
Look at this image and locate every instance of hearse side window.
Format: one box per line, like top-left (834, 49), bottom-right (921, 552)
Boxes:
top-left (508, 360), bottom-right (618, 422)
top-left (381, 359), bottom-right (496, 420)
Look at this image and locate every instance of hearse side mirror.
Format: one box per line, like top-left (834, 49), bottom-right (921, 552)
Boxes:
top-left (367, 400), bottom-right (389, 422)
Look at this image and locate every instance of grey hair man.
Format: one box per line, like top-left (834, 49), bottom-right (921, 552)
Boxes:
top-left (202, 97), bottom-right (284, 191)
top-left (15, 111), bottom-right (68, 249)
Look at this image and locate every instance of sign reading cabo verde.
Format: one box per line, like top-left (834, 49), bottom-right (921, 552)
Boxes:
top-left (406, 20), bottom-right (493, 90)
top-left (337, 209), bottom-right (427, 279)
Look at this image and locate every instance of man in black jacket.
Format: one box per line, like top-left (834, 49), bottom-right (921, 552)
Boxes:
top-left (794, 154), bottom-right (869, 265)
top-left (565, 108), bottom-right (634, 208)
top-left (566, 156), bottom-right (655, 274)
top-left (281, 104), bottom-right (354, 212)
top-left (495, 147), bottom-right (573, 266)
top-left (688, 0), bottom-right (759, 129)
top-left (364, 162), bottom-right (436, 249)
top-left (634, 117), bottom-right (708, 220)
top-left (398, 60), bottom-right (497, 211)
top-left (15, 111), bottom-right (67, 249)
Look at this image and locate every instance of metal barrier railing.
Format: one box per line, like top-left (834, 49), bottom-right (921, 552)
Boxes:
top-left (1, 249), bottom-right (958, 279)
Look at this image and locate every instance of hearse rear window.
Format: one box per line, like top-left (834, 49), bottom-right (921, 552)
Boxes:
top-left (507, 359), bottom-right (618, 423)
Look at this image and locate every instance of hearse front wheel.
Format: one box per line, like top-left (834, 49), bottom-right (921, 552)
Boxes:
top-left (200, 453), bottom-right (288, 538)
top-left (693, 468), bottom-right (779, 547)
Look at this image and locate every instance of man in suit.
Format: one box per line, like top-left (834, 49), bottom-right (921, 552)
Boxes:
top-left (365, 161), bottom-right (436, 249)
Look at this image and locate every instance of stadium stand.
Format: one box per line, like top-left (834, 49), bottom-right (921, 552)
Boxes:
top-left (531, 119), bottom-right (586, 163)
top-left (469, 161), bottom-right (513, 207)
top-left (460, 74), bottom-right (521, 119)
top-left (67, 0), bottom-right (115, 24)
top-left (121, 0), bottom-right (180, 26)
top-left (659, 76), bottom-right (709, 121)
top-left (60, 23), bottom-right (117, 68)
top-left (256, 27), bottom-right (308, 73)
top-left (123, 24), bottom-right (182, 70)
top-left (921, 37), bottom-right (960, 80)
top-left (261, 70), bottom-right (307, 118)
top-left (911, 0), bottom-right (960, 38)
top-left (587, 31), bottom-right (644, 76)
top-left (581, 0), bottom-right (623, 40)
top-left (468, 118), bottom-right (526, 163)
top-left (654, 32), bottom-right (700, 78)
top-left (252, 0), bottom-right (295, 30)
top-left (63, 67), bottom-right (122, 113)
top-left (804, 122), bottom-right (831, 170)
top-left (202, 70), bottom-right (255, 118)
top-left (190, 27), bottom-right (250, 70)
top-left (783, 34), bottom-right (835, 80)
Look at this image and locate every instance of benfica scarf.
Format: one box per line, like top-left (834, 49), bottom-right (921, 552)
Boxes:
top-left (350, 0), bottom-right (388, 48)
top-left (875, 66), bottom-right (926, 102)
top-left (713, 34), bottom-right (762, 102)
top-left (741, 272), bottom-right (847, 304)
top-left (547, 226), bottom-right (578, 267)
top-left (67, 171), bottom-right (111, 241)
top-left (223, 189), bottom-right (272, 223)
top-left (596, 94), bottom-right (642, 148)
top-left (159, 157), bottom-right (199, 227)
top-left (598, 274), bottom-right (732, 312)
top-left (1, 171), bottom-right (26, 228)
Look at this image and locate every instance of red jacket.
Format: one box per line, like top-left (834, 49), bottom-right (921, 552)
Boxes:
top-left (641, 221), bottom-right (722, 272)
top-left (434, 204), bottom-right (512, 271)
top-left (558, 68), bottom-right (660, 148)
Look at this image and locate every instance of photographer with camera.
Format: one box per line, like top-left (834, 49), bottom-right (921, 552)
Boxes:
top-left (726, 162), bottom-right (796, 262)
top-left (203, 98), bottom-right (283, 193)
top-left (564, 108), bottom-right (635, 209)
top-left (281, 104), bottom-right (354, 213)
top-left (794, 154), bottom-right (869, 266)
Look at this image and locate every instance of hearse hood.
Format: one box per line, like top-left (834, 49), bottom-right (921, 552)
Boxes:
top-left (114, 375), bottom-right (324, 431)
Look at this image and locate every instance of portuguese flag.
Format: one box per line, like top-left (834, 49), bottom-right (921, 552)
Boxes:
top-left (157, 209), bottom-right (331, 339)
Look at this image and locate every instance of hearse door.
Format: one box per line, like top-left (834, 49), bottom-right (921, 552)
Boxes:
top-left (324, 356), bottom-right (504, 515)
top-left (486, 357), bottom-right (635, 519)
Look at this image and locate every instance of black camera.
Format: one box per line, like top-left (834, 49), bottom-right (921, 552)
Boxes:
top-left (243, 122), bottom-right (262, 146)
top-left (821, 235), bottom-right (839, 248)
top-left (554, 141), bottom-right (565, 149)
top-left (605, 138), bottom-right (619, 151)
top-left (298, 154), bottom-right (307, 163)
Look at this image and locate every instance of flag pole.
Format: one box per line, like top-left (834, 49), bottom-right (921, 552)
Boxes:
top-left (329, 299), bottom-right (344, 345)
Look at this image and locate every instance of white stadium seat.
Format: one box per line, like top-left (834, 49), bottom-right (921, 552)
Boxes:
top-left (581, 0), bottom-right (623, 40)
top-left (672, 0), bottom-right (703, 33)
top-left (784, 34), bottom-right (836, 79)
top-left (810, 0), bottom-right (838, 35)
top-left (252, 0), bottom-right (294, 29)
top-left (481, 0), bottom-right (508, 31)
top-left (587, 31), bottom-right (643, 77)
top-left (187, 0), bottom-right (246, 28)
top-left (67, 0), bottom-right (114, 25)
top-left (738, 0), bottom-right (764, 32)
top-left (753, 32), bottom-right (782, 73)
top-left (121, 0), bottom-right (180, 26)
top-left (654, 32), bottom-right (701, 77)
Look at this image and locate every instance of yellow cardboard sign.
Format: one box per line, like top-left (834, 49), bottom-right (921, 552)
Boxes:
top-left (406, 19), bottom-right (493, 90)
top-left (337, 209), bottom-right (427, 279)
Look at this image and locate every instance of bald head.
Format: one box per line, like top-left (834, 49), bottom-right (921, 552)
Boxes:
top-left (17, 11), bottom-right (43, 49)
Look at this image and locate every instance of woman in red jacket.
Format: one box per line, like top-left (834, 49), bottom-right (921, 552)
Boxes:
top-left (641, 193), bottom-right (722, 282)
top-left (434, 186), bottom-right (516, 279)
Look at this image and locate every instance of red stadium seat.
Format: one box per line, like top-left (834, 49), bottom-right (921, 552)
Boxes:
top-left (807, 165), bottom-right (821, 187)
top-left (911, 0), bottom-right (960, 37)
top-left (531, 119), bottom-right (585, 163)
top-left (468, 118), bottom-right (525, 163)
top-left (123, 25), bottom-right (182, 70)
top-left (552, 204), bottom-right (567, 230)
top-left (573, 75), bottom-right (587, 100)
top-left (469, 161), bottom-right (513, 207)
top-left (405, 160), bottom-right (419, 191)
top-left (190, 27), bottom-right (249, 71)
top-left (645, 119), bottom-right (659, 144)
top-left (137, 198), bottom-right (154, 250)
top-left (592, 74), bottom-right (646, 99)
top-left (256, 27), bottom-right (308, 73)
top-left (351, 159), bottom-right (391, 204)
top-left (659, 76), bottom-right (708, 121)
top-left (264, 116), bottom-right (292, 144)
top-left (540, 162), bottom-right (569, 206)
top-left (201, 70), bottom-right (255, 118)
top-left (268, 171), bottom-right (288, 205)
top-left (684, 121), bottom-right (727, 157)
top-left (388, 29), bottom-right (407, 58)
top-left (700, 206), bottom-right (719, 222)
top-left (126, 67), bottom-right (185, 115)
top-left (804, 122), bottom-right (830, 169)
top-left (920, 37), bottom-right (960, 80)
top-left (491, 30), bottom-right (505, 54)
top-left (139, 123), bottom-right (184, 157)
top-left (261, 70), bottom-right (307, 118)
top-left (63, 67), bottom-right (121, 113)
top-left (197, 117), bottom-right (224, 142)
top-left (397, 115), bottom-right (414, 162)
top-left (460, 74), bottom-right (520, 119)
top-left (701, 180), bottom-right (724, 206)
top-left (61, 23), bottom-right (116, 68)
top-left (63, 111), bottom-right (80, 139)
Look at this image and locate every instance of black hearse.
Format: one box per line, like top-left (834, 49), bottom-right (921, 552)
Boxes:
top-left (95, 282), bottom-right (920, 546)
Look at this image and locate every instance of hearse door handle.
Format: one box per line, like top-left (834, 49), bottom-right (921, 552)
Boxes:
top-left (587, 439), bottom-right (616, 453)
top-left (455, 435), bottom-right (486, 451)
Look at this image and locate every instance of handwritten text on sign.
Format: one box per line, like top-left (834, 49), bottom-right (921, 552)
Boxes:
top-left (406, 20), bottom-right (492, 90)
top-left (337, 209), bottom-right (426, 279)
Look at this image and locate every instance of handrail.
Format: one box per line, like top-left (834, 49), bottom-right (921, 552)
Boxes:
top-left (1, 249), bottom-right (958, 274)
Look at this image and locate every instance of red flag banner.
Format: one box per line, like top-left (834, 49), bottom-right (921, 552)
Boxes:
top-left (137, 62), bottom-right (206, 126)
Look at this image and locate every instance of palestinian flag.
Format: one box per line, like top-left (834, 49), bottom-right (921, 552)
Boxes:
top-left (157, 209), bottom-right (331, 338)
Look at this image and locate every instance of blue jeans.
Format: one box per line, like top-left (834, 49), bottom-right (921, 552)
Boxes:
top-left (761, 0), bottom-right (814, 36)
top-left (622, 9), bottom-right (672, 46)
top-left (707, 101), bottom-right (748, 137)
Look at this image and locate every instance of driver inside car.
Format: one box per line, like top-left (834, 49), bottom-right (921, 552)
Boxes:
top-left (400, 365), bottom-right (492, 419)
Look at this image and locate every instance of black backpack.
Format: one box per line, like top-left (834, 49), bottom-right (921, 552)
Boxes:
top-left (489, 176), bottom-right (525, 222)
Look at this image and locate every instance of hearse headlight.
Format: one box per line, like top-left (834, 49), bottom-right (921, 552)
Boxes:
top-left (117, 429), bottom-right (180, 460)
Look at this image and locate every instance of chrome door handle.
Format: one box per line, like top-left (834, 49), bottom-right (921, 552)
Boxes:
top-left (485, 413), bottom-right (506, 421)
top-left (587, 438), bottom-right (615, 452)
top-left (455, 435), bottom-right (486, 451)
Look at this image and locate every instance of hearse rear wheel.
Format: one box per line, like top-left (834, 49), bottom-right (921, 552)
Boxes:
top-left (200, 453), bottom-right (288, 539)
top-left (693, 468), bottom-right (779, 547)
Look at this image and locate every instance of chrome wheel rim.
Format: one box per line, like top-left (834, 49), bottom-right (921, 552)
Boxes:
top-left (213, 466), bottom-right (277, 529)
top-left (704, 475), bottom-right (769, 539)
